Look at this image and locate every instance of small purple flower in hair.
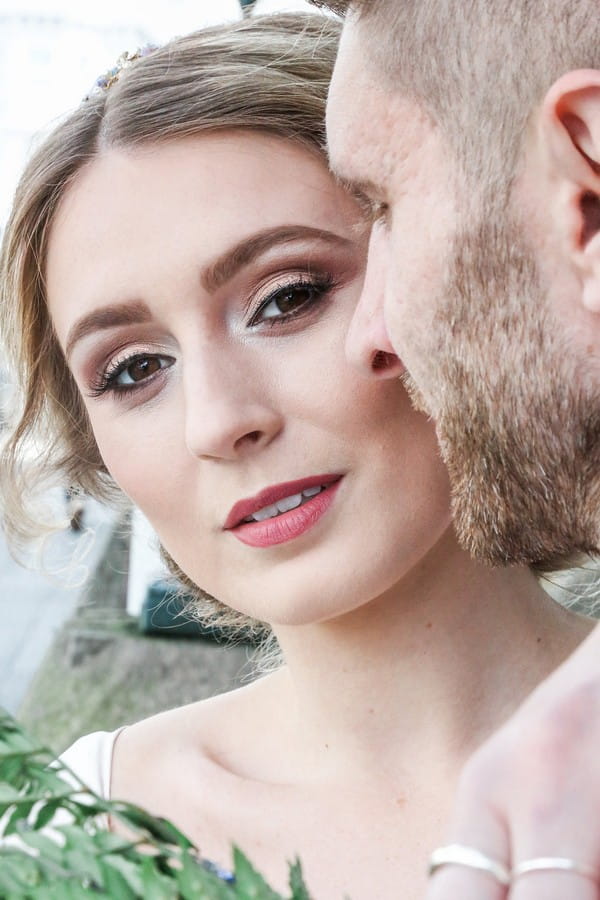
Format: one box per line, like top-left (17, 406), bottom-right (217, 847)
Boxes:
top-left (84, 43), bottom-right (159, 100)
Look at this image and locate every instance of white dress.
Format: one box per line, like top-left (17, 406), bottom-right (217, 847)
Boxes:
top-left (60, 729), bottom-right (124, 799)
top-left (0, 729), bottom-right (125, 849)
top-left (58, 729), bottom-right (125, 827)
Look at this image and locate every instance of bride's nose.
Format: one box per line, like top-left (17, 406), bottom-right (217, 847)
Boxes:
top-left (183, 351), bottom-right (282, 461)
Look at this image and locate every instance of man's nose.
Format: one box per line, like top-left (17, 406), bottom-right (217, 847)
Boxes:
top-left (183, 353), bottom-right (282, 461)
top-left (345, 226), bottom-right (403, 379)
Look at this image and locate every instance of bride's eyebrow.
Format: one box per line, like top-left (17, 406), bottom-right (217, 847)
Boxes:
top-left (64, 226), bottom-right (352, 360)
top-left (65, 300), bottom-right (152, 361)
top-left (201, 225), bottom-right (352, 293)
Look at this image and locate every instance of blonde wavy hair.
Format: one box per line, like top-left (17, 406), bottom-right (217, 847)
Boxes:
top-left (0, 12), bottom-right (341, 638)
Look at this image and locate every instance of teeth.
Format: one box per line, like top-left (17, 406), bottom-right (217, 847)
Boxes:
top-left (302, 486), bottom-right (322, 498)
top-left (245, 485), bottom-right (326, 523)
top-left (276, 492), bottom-right (303, 513)
top-left (252, 503), bottom-right (280, 522)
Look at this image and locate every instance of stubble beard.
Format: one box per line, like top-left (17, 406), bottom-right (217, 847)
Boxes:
top-left (416, 203), bottom-right (600, 569)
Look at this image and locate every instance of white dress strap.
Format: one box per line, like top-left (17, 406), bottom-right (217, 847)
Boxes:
top-left (59, 727), bottom-right (125, 800)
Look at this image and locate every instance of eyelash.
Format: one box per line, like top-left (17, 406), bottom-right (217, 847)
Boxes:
top-left (352, 191), bottom-right (390, 227)
top-left (247, 272), bottom-right (336, 328)
top-left (371, 202), bottom-right (390, 226)
top-left (363, 200), bottom-right (390, 229)
top-left (88, 352), bottom-right (175, 398)
top-left (88, 272), bottom-right (337, 399)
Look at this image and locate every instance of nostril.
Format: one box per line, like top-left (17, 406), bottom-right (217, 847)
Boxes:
top-left (234, 430), bottom-right (262, 451)
top-left (372, 350), bottom-right (395, 371)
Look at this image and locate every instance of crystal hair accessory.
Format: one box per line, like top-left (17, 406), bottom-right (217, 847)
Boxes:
top-left (85, 44), bottom-right (159, 99)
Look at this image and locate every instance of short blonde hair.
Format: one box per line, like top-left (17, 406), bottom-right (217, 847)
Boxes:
top-left (315, 0), bottom-right (600, 191)
top-left (0, 12), bottom-right (340, 637)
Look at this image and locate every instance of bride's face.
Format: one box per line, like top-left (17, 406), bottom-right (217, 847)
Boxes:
top-left (46, 132), bottom-right (452, 625)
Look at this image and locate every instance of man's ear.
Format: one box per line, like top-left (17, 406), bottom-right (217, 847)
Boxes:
top-left (541, 70), bottom-right (600, 312)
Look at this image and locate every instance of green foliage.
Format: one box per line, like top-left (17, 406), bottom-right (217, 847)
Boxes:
top-left (0, 710), bottom-right (312, 899)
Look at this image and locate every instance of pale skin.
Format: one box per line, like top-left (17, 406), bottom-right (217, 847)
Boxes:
top-left (46, 132), bottom-right (593, 899)
top-left (327, 12), bottom-right (600, 900)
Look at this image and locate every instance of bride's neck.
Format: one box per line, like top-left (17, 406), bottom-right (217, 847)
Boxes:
top-left (269, 529), bottom-right (589, 782)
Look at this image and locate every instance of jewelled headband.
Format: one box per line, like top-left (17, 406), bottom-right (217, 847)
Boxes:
top-left (85, 44), bottom-right (158, 99)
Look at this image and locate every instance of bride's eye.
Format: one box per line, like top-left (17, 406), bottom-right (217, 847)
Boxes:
top-left (90, 352), bottom-right (175, 397)
top-left (249, 274), bottom-right (335, 327)
top-left (115, 355), bottom-right (169, 385)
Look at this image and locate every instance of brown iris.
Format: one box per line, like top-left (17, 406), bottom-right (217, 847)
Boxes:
top-left (126, 356), bottom-right (161, 382)
top-left (276, 285), bottom-right (314, 313)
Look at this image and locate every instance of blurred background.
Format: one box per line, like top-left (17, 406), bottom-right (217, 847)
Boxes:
top-left (0, 0), bottom-right (324, 751)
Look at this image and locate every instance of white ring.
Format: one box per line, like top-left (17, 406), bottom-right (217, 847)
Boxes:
top-left (428, 844), bottom-right (511, 886)
top-left (513, 857), bottom-right (599, 882)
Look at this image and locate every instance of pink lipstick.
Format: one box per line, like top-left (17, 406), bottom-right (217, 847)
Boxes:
top-left (225, 474), bottom-right (343, 548)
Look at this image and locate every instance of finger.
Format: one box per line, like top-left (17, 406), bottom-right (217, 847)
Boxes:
top-left (424, 758), bottom-right (510, 900)
top-left (426, 866), bottom-right (508, 900)
top-left (510, 871), bottom-right (598, 900)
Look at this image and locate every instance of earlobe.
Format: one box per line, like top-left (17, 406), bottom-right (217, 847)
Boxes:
top-left (581, 235), bottom-right (600, 312)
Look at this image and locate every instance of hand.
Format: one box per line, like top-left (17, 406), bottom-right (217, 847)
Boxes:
top-left (425, 623), bottom-right (600, 899)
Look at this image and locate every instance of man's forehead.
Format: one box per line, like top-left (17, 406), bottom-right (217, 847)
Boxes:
top-left (326, 22), bottom-right (389, 188)
top-left (327, 46), bottom-right (429, 199)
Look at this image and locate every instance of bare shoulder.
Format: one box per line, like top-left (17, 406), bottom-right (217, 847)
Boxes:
top-left (111, 668), bottom-right (287, 806)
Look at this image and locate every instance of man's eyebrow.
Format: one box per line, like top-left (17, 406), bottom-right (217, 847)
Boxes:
top-left (201, 225), bottom-right (352, 293)
top-left (333, 175), bottom-right (383, 203)
top-left (65, 300), bottom-right (152, 360)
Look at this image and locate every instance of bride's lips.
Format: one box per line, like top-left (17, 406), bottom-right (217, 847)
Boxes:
top-left (224, 473), bottom-right (343, 548)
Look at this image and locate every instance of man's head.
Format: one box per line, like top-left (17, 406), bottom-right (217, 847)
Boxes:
top-left (321, 0), bottom-right (600, 569)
